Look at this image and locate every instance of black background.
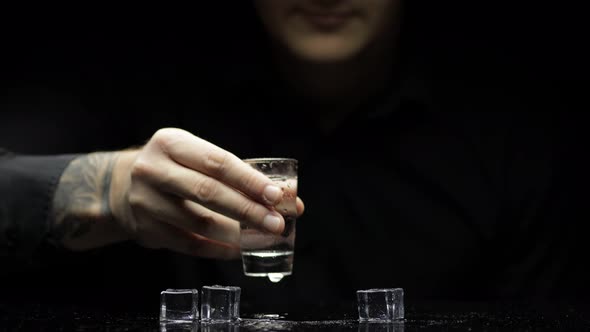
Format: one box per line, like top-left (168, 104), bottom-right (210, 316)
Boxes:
top-left (1, 1), bottom-right (586, 154)
top-left (0, 1), bottom-right (588, 312)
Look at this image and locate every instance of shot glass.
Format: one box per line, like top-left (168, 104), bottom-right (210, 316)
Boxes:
top-left (240, 158), bottom-right (298, 283)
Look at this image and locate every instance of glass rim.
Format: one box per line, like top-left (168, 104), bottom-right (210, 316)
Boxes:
top-left (243, 157), bottom-right (298, 164)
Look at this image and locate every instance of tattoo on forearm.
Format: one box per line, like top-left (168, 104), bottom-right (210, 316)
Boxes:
top-left (49, 152), bottom-right (118, 246)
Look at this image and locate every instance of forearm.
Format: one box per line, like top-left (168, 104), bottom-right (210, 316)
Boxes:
top-left (48, 151), bottom-right (131, 251)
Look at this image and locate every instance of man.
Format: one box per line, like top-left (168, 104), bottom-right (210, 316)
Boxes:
top-left (1, 0), bottom-right (586, 311)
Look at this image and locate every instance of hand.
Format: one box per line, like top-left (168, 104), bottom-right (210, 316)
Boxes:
top-left (110, 128), bottom-right (305, 259)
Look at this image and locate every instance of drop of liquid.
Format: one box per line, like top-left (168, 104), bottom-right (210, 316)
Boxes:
top-left (268, 273), bottom-right (284, 283)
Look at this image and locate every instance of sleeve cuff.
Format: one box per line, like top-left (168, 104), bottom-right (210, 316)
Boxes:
top-left (0, 154), bottom-right (79, 265)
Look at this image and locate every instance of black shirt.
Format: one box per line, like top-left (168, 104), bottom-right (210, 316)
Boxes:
top-left (0, 51), bottom-right (588, 313)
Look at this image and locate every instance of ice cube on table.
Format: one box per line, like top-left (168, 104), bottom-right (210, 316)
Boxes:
top-left (357, 288), bottom-right (404, 322)
top-left (160, 289), bottom-right (199, 323)
top-left (201, 285), bottom-right (241, 323)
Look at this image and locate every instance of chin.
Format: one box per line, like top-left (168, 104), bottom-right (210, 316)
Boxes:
top-left (289, 38), bottom-right (365, 64)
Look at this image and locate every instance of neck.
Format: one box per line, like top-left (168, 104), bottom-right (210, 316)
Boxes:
top-left (275, 32), bottom-right (398, 132)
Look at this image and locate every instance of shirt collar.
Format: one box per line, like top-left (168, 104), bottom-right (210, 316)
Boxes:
top-left (367, 54), bottom-right (433, 120)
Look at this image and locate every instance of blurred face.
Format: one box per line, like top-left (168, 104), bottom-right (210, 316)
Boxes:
top-left (254, 0), bottom-right (401, 63)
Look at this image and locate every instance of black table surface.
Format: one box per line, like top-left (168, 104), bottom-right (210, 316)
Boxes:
top-left (1, 300), bottom-right (589, 331)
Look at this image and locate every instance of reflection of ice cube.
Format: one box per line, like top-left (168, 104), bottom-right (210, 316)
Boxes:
top-left (159, 322), bottom-right (198, 332)
top-left (357, 288), bottom-right (404, 322)
top-left (358, 322), bottom-right (405, 332)
top-left (160, 289), bottom-right (199, 323)
top-left (201, 285), bottom-right (241, 323)
top-left (201, 323), bottom-right (240, 332)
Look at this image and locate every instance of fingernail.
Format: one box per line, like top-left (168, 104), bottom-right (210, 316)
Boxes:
top-left (263, 185), bottom-right (282, 205)
top-left (263, 213), bottom-right (282, 233)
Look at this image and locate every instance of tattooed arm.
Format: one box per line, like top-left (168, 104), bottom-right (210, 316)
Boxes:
top-left (43, 128), bottom-right (303, 256)
top-left (48, 152), bottom-right (130, 251)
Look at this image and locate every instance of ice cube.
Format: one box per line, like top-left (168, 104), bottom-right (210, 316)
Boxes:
top-left (201, 285), bottom-right (241, 323)
top-left (357, 288), bottom-right (404, 322)
top-left (160, 289), bottom-right (199, 323)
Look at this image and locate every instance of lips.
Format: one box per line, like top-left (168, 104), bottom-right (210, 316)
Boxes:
top-left (297, 8), bottom-right (356, 29)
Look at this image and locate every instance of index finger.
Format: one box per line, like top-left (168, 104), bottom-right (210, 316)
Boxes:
top-left (155, 128), bottom-right (284, 206)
